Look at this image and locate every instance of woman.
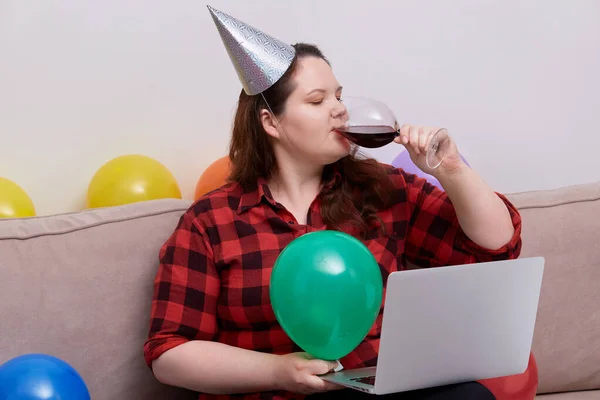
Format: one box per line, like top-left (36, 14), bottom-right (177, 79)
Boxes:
top-left (143, 39), bottom-right (530, 399)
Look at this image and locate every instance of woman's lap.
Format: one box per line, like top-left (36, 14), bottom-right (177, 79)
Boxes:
top-left (306, 381), bottom-right (495, 400)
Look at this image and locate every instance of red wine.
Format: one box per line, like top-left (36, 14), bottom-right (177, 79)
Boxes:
top-left (337, 125), bottom-right (398, 148)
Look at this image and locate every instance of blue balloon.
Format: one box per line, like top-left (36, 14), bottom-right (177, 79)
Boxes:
top-left (0, 354), bottom-right (90, 400)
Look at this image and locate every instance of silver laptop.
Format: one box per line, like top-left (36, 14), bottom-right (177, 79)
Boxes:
top-left (320, 256), bottom-right (545, 395)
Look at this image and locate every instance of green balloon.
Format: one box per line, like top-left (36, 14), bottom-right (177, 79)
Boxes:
top-left (270, 230), bottom-right (383, 361)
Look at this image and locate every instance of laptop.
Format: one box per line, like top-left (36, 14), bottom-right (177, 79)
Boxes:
top-left (320, 256), bottom-right (545, 395)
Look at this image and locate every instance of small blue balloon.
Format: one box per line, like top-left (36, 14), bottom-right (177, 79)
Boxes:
top-left (0, 354), bottom-right (90, 400)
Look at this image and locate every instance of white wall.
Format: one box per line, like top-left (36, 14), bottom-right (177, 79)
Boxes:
top-left (1, 0), bottom-right (599, 216)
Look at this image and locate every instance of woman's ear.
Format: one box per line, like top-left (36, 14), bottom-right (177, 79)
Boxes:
top-left (260, 109), bottom-right (281, 140)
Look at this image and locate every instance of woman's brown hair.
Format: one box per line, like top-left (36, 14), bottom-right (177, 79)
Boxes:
top-left (228, 43), bottom-right (396, 237)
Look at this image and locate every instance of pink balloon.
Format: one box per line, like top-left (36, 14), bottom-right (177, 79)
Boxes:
top-left (390, 151), bottom-right (469, 190)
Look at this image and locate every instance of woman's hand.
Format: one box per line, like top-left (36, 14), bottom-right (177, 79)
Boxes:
top-left (394, 124), bottom-right (466, 177)
top-left (273, 352), bottom-right (344, 395)
top-left (394, 124), bottom-right (516, 250)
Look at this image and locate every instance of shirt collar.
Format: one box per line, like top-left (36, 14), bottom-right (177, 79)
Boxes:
top-left (236, 177), bottom-right (275, 214)
top-left (236, 164), bottom-right (342, 215)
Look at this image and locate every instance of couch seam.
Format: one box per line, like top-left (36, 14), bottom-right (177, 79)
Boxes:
top-left (515, 196), bottom-right (600, 210)
top-left (0, 208), bottom-right (189, 241)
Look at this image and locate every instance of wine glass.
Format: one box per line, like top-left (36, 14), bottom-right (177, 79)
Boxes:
top-left (338, 96), bottom-right (450, 169)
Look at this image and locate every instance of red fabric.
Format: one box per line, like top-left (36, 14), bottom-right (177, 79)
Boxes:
top-left (478, 353), bottom-right (539, 400)
top-left (144, 164), bottom-right (524, 400)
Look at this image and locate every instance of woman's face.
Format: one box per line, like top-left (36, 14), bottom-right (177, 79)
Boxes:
top-left (264, 56), bottom-right (352, 166)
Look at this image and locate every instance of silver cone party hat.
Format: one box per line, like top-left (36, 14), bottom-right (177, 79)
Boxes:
top-left (207, 5), bottom-right (296, 95)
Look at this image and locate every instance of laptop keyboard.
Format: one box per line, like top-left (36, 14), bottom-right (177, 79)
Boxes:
top-left (350, 376), bottom-right (375, 386)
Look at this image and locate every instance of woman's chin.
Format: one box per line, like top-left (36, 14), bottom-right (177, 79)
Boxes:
top-left (320, 147), bottom-right (352, 165)
top-left (308, 137), bottom-right (353, 165)
top-left (334, 134), bottom-right (352, 153)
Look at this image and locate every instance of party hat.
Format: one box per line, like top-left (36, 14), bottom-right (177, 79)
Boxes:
top-left (207, 5), bottom-right (296, 95)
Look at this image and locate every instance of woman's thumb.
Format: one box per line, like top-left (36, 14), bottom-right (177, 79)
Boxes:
top-left (308, 359), bottom-right (338, 375)
top-left (329, 360), bottom-right (340, 371)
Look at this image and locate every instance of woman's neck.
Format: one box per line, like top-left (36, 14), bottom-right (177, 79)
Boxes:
top-left (267, 160), bottom-right (324, 225)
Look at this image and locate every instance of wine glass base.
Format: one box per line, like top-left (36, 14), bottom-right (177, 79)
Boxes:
top-left (425, 128), bottom-right (449, 169)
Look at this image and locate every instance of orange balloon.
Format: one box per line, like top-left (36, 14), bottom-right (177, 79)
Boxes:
top-left (194, 156), bottom-right (232, 200)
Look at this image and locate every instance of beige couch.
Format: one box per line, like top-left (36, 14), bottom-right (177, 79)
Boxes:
top-left (1, 181), bottom-right (599, 399)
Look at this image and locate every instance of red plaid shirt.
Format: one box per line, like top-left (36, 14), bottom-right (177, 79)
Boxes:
top-left (144, 164), bottom-right (522, 400)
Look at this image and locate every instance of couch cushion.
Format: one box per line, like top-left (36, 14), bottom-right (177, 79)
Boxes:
top-left (536, 390), bottom-right (600, 399)
top-left (507, 182), bottom-right (600, 394)
top-left (0, 199), bottom-right (196, 400)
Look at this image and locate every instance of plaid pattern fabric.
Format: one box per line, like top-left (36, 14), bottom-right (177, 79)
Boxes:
top-left (144, 165), bottom-right (522, 400)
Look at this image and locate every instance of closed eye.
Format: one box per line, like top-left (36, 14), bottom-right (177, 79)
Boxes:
top-left (310, 96), bottom-right (342, 105)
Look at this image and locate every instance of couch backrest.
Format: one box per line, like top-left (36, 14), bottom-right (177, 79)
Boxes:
top-left (0, 199), bottom-right (196, 400)
top-left (507, 181), bottom-right (600, 394)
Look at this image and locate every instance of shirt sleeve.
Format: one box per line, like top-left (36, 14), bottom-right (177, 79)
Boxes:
top-left (395, 168), bottom-right (522, 268)
top-left (143, 209), bottom-right (220, 369)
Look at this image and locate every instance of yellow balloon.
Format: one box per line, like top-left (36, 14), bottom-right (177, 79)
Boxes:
top-left (87, 154), bottom-right (182, 208)
top-left (0, 177), bottom-right (36, 218)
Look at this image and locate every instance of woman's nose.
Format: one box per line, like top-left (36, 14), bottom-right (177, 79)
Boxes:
top-left (331, 101), bottom-right (347, 118)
